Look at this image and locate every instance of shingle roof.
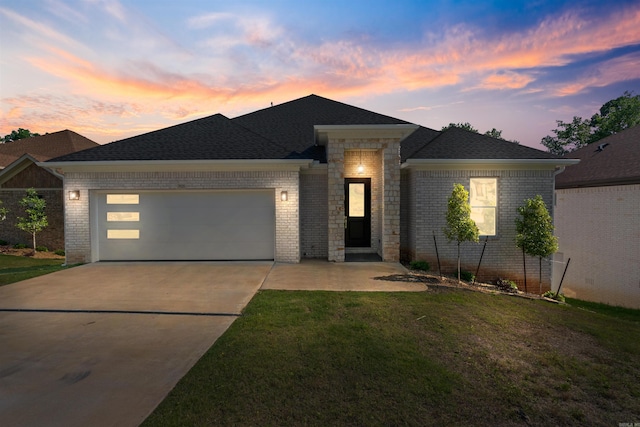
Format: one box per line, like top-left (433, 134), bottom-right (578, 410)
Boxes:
top-left (46, 95), bottom-right (563, 164)
top-left (0, 130), bottom-right (98, 167)
top-left (49, 114), bottom-right (291, 162)
top-left (555, 125), bottom-right (640, 188)
top-left (406, 127), bottom-right (559, 160)
top-left (233, 94), bottom-right (411, 160)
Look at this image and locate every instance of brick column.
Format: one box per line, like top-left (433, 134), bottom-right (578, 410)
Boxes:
top-left (381, 141), bottom-right (401, 261)
top-left (327, 139), bottom-right (345, 261)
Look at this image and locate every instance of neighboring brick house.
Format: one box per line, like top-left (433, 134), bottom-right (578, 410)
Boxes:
top-left (554, 125), bottom-right (640, 308)
top-left (0, 130), bottom-right (99, 250)
top-left (44, 95), bottom-right (574, 291)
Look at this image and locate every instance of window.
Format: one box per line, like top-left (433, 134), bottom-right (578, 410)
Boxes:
top-left (470, 178), bottom-right (497, 236)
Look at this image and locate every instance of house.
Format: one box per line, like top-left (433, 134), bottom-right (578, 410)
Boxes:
top-left (554, 125), bottom-right (640, 308)
top-left (44, 95), bottom-right (574, 291)
top-left (0, 130), bottom-right (99, 249)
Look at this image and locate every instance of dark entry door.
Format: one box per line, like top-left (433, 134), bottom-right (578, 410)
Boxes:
top-left (345, 178), bottom-right (371, 247)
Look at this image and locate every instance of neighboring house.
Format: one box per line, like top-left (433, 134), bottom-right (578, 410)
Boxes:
top-left (44, 95), bottom-right (574, 291)
top-left (0, 130), bottom-right (99, 249)
top-left (554, 125), bottom-right (640, 308)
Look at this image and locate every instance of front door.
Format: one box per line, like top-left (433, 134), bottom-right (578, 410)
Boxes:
top-left (345, 178), bottom-right (371, 247)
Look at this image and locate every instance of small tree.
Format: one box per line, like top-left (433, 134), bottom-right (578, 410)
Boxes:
top-left (515, 195), bottom-right (558, 293)
top-left (16, 188), bottom-right (48, 251)
top-left (0, 199), bottom-right (7, 221)
top-left (443, 183), bottom-right (479, 282)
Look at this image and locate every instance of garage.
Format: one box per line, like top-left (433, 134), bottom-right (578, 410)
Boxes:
top-left (93, 190), bottom-right (275, 261)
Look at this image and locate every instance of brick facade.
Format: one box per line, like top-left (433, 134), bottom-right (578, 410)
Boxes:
top-left (0, 188), bottom-right (65, 251)
top-left (63, 170), bottom-right (300, 264)
top-left (401, 167), bottom-right (556, 293)
top-left (554, 184), bottom-right (640, 308)
top-left (300, 170), bottom-right (328, 258)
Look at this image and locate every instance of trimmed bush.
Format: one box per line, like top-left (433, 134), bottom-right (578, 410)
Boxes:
top-left (410, 260), bottom-right (430, 271)
top-left (495, 278), bottom-right (518, 293)
top-left (36, 245), bottom-right (48, 252)
top-left (543, 290), bottom-right (566, 303)
top-left (13, 243), bottom-right (27, 249)
top-left (459, 270), bottom-right (475, 282)
top-left (0, 239), bottom-right (8, 245)
top-left (54, 249), bottom-right (65, 256)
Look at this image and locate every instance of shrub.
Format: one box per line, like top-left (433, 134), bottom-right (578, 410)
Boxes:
top-left (543, 290), bottom-right (565, 303)
top-left (0, 239), bottom-right (8, 245)
top-left (495, 278), bottom-right (518, 293)
top-left (13, 243), bottom-right (27, 249)
top-left (54, 249), bottom-right (65, 256)
top-left (459, 270), bottom-right (475, 282)
top-left (410, 260), bottom-right (430, 271)
top-left (36, 245), bottom-right (48, 252)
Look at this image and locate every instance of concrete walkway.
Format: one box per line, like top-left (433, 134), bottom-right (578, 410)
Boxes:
top-left (262, 259), bottom-right (427, 291)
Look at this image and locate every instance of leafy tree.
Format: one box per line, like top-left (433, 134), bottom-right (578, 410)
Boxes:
top-left (484, 128), bottom-right (502, 139)
top-left (443, 183), bottom-right (479, 282)
top-left (541, 116), bottom-right (592, 155)
top-left (0, 200), bottom-right (7, 221)
top-left (1, 128), bottom-right (40, 143)
top-left (443, 123), bottom-right (519, 143)
top-left (541, 91), bottom-right (640, 155)
top-left (16, 188), bottom-right (48, 251)
top-left (590, 91), bottom-right (640, 141)
top-left (442, 122), bottom-right (479, 133)
top-left (515, 195), bottom-right (558, 294)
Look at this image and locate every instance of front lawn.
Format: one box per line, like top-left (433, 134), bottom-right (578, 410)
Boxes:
top-left (0, 254), bottom-right (70, 286)
top-left (144, 289), bottom-right (640, 426)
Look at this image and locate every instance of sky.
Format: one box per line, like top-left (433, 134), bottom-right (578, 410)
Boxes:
top-left (1, 0), bottom-right (639, 150)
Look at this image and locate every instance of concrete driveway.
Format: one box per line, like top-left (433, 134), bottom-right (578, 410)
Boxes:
top-left (0, 262), bottom-right (272, 427)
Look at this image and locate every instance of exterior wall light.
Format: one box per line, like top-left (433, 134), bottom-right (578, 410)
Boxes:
top-left (357, 150), bottom-right (364, 174)
top-left (281, 191), bottom-right (288, 201)
top-left (68, 190), bottom-right (80, 200)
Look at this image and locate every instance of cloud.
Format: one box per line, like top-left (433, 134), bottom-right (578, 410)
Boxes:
top-left (552, 51), bottom-right (640, 96)
top-left (0, 6), bottom-right (82, 49)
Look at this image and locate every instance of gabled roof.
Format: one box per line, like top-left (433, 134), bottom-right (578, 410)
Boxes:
top-left (0, 130), bottom-right (98, 167)
top-left (556, 125), bottom-right (640, 188)
top-left (0, 154), bottom-right (63, 186)
top-left (233, 94), bottom-right (411, 159)
top-left (405, 127), bottom-right (559, 161)
top-left (49, 114), bottom-right (292, 162)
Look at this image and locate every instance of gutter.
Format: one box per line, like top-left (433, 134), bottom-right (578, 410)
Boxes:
top-left (38, 159), bottom-right (315, 174)
top-left (402, 158), bottom-right (580, 169)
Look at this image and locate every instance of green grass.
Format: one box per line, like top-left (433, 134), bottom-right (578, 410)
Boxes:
top-left (0, 254), bottom-right (70, 286)
top-left (143, 289), bottom-right (640, 426)
top-left (566, 297), bottom-right (640, 323)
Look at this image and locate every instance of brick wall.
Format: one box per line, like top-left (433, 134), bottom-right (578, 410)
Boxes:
top-left (554, 184), bottom-right (640, 308)
top-left (63, 170), bottom-right (300, 264)
top-left (0, 189), bottom-right (65, 251)
top-left (402, 168), bottom-right (556, 293)
top-left (300, 171), bottom-right (328, 258)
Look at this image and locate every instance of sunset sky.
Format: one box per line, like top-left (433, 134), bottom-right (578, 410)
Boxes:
top-left (1, 0), bottom-right (639, 150)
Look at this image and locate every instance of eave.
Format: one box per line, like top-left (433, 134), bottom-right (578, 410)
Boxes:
top-left (402, 158), bottom-right (580, 171)
top-left (39, 159), bottom-right (315, 174)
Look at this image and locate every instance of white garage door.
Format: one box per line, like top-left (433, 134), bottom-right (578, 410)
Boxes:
top-left (94, 190), bottom-right (275, 261)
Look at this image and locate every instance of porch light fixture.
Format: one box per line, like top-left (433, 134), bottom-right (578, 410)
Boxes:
top-left (281, 191), bottom-right (288, 201)
top-left (357, 150), bottom-right (364, 175)
top-left (68, 190), bottom-right (80, 200)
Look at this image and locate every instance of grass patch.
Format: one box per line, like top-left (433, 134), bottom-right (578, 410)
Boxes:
top-left (0, 254), bottom-right (70, 286)
top-left (566, 297), bottom-right (640, 323)
top-left (144, 289), bottom-right (640, 426)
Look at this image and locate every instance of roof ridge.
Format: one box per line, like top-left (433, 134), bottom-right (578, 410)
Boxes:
top-left (228, 117), bottom-right (293, 155)
top-left (403, 126), bottom-right (442, 160)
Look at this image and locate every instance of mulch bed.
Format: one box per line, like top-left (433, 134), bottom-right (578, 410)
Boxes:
top-left (0, 245), bottom-right (64, 259)
top-left (375, 269), bottom-right (558, 301)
